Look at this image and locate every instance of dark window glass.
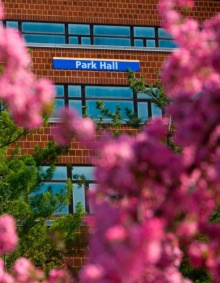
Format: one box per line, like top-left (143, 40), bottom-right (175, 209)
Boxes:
top-left (23, 34), bottom-right (65, 44)
top-left (86, 100), bottom-right (133, 119)
top-left (72, 166), bottom-right (95, 181)
top-left (94, 37), bottom-right (131, 46)
top-left (146, 40), bottom-right (156, 47)
top-left (158, 40), bottom-right (177, 48)
top-left (22, 22), bottom-right (65, 34)
top-left (68, 24), bottom-right (90, 35)
top-left (37, 166), bottom-right (96, 215)
top-left (53, 167), bottom-right (68, 180)
top-left (134, 39), bottom-right (143, 47)
top-left (53, 84), bottom-right (157, 121)
top-left (6, 21), bottom-right (18, 29)
top-left (72, 166), bottom-right (96, 213)
top-left (7, 20), bottom-right (178, 49)
top-left (69, 100), bottom-right (83, 116)
top-left (55, 85), bottom-right (64, 97)
top-left (134, 27), bottom-right (155, 38)
top-left (94, 25), bottom-right (130, 37)
top-left (152, 104), bottom-right (162, 117)
top-left (73, 184), bottom-right (85, 212)
top-left (81, 37), bottom-right (91, 45)
top-left (138, 102), bottom-right (149, 120)
top-left (85, 86), bottom-right (133, 99)
top-left (68, 85), bottom-right (81, 97)
top-left (137, 88), bottom-right (157, 99)
top-left (69, 37), bottom-right (78, 44)
top-left (38, 182), bottom-right (68, 215)
top-left (54, 99), bottom-right (65, 115)
top-left (42, 166), bottom-right (68, 180)
top-left (158, 28), bottom-right (172, 39)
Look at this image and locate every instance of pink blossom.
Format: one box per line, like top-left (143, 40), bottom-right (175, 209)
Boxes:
top-left (80, 264), bottom-right (104, 282)
top-left (0, 21), bottom-right (54, 129)
top-left (0, 215), bottom-right (17, 255)
top-left (211, 50), bottom-right (220, 73)
top-left (13, 258), bottom-right (38, 283)
top-left (188, 242), bottom-right (209, 268)
top-left (49, 269), bottom-right (71, 283)
top-left (52, 108), bottom-right (95, 146)
top-left (176, 0), bottom-right (195, 8)
top-left (105, 225), bottom-right (127, 242)
top-left (177, 219), bottom-right (198, 239)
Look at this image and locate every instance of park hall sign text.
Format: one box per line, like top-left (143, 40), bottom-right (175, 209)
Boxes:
top-left (53, 58), bottom-right (140, 72)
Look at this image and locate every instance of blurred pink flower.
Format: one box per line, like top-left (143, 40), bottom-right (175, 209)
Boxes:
top-left (0, 215), bottom-right (17, 255)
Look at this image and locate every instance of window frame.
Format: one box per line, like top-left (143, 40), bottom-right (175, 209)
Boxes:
top-left (39, 165), bottom-right (96, 215)
top-left (53, 84), bottom-right (161, 122)
top-left (4, 20), bottom-right (176, 48)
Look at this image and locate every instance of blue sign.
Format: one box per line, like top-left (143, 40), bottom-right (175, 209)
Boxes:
top-left (53, 58), bottom-right (140, 72)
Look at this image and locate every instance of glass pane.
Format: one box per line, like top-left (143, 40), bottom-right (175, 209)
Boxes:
top-left (6, 21), bottom-right (18, 29)
top-left (85, 86), bottom-right (133, 99)
top-left (88, 183), bottom-right (97, 190)
top-left (137, 87), bottom-right (158, 99)
top-left (68, 24), bottom-right (90, 35)
top-left (134, 27), bottom-right (155, 38)
top-left (94, 37), bottom-right (131, 46)
top-left (68, 85), bottom-right (81, 97)
top-left (72, 166), bottom-right (95, 180)
top-left (23, 34), bottom-right (65, 44)
top-left (146, 40), bottom-right (155, 47)
top-left (55, 85), bottom-right (64, 97)
top-left (69, 100), bottom-right (82, 116)
top-left (38, 182), bottom-right (68, 215)
top-left (94, 25), bottom-right (130, 36)
top-left (82, 37), bottom-right (91, 45)
top-left (73, 185), bottom-right (85, 212)
top-left (54, 99), bottom-right (65, 115)
top-left (159, 40), bottom-right (177, 48)
top-left (152, 103), bottom-right (162, 117)
top-left (134, 39), bottom-right (143, 47)
top-left (87, 100), bottom-right (133, 119)
top-left (69, 37), bottom-right (78, 44)
top-left (138, 102), bottom-right (149, 120)
top-left (158, 28), bottom-right (172, 39)
top-left (42, 166), bottom-right (67, 180)
top-left (53, 167), bottom-right (68, 180)
top-left (22, 22), bottom-right (65, 34)
top-left (88, 183), bottom-right (96, 213)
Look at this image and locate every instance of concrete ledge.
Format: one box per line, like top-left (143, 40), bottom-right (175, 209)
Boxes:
top-left (26, 43), bottom-right (175, 53)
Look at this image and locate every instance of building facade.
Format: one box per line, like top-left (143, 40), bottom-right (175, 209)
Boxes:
top-left (2, 0), bottom-right (220, 273)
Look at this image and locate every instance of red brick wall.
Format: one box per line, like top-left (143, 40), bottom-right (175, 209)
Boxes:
top-left (7, 124), bottom-right (139, 164)
top-left (32, 48), bottom-right (167, 85)
top-left (3, 0), bottom-right (220, 273)
top-left (65, 226), bottom-right (88, 277)
top-left (2, 0), bottom-right (220, 24)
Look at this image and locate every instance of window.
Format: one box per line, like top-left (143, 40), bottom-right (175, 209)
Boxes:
top-left (4, 20), bottom-right (177, 49)
top-left (21, 22), bottom-right (65, 44)
top-left (72, 166), bottom-right (96, 213)
top-left (35, 165), bottom-right (96, 215)
top-left (53, 84), bottom-right (162, 121)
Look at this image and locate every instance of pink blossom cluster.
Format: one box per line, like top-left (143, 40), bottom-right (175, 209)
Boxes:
top-left (158, 0), bottom-right (220, 99)
top-left (0, 215), bottom-right (17, 255)
top-left (52, 108), bottom-right (96, 147)
top-left (0, 3), bottom-right (54, 129)
top-left (53, 0), bottom-right (220, 282)
top-left (1, 0), bottom-right (220, 281)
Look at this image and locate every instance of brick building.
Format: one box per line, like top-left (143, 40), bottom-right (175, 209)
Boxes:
top-left (2, 0), bottom-right (220, 273)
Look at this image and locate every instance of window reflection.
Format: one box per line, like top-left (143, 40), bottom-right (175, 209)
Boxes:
top-left (53, 85), bottom-right (157, 121)
top-left (5, 20), bottom-right (177, 48)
